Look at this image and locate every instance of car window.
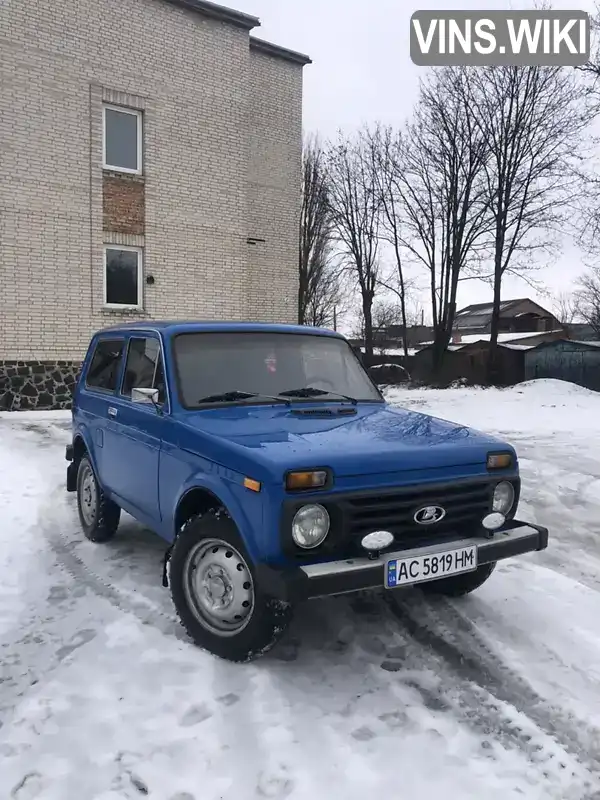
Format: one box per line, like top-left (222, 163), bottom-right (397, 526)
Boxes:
top-left (85, 339), bottom-right (125, 392)
top-left (121, 337), bottom-right (165, 403)
top-left (302, 340), bottom-right (350, 392)
top-left (173, 332), bottom-right (382, 408)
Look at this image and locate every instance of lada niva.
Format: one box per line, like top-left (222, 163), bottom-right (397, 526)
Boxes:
top-left (66, 321), bottom-right (548, 661)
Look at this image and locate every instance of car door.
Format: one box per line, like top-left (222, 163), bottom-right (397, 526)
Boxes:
top-left (79, 336), bottom-right (127, 490)
top-left (102, 334), bottom-right (166, 523)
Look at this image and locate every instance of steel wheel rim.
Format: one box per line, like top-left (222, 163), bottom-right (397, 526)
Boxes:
top-left (182, 538), bottom-right (255, 637)
top-left (80, 463), bottom-right (98, 526)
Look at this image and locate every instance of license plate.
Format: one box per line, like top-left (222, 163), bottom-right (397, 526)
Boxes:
top-left (385, 546), bottom-right (478, 589)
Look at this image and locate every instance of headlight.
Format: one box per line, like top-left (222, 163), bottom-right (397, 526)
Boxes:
top-left (493, 481), bottom-right (515, 515)
top-left (292, 504), bottom-right (330, 549)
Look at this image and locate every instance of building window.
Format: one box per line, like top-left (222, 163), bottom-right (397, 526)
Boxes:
top-left (103, 105), bottom-right (142, 174)
top-left (104, 246), bottom-right (143, 309)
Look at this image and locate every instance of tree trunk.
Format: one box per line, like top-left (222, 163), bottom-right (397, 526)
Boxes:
top-left (363, 295), bottom-right (375, 363)
top-left (297, 271), bottom-right (306, 325)
top-left (486, 255), bottom-right (503, 384)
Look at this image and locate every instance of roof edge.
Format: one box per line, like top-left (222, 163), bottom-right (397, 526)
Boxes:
top-left (250, 36), bottom-right (312, 66)
top-left (164, 0), bottom-right (260, 30)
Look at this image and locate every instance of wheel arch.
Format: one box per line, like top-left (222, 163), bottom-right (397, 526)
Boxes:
top-left (72, 426), bottom-right (99, 473)
top-left (173, 482), bottom-right (259, 562)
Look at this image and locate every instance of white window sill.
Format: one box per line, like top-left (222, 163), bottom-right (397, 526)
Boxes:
top-left (103, 164), bottom-right (143, 176)
top-left (102, 305), bottom-right (144, 313)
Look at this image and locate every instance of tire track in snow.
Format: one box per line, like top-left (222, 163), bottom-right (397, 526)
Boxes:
top-left (31, 432), bottom-right (600, 796)
top-left (39, 486), bottom-right (186, 642)
top-left (276, 591), bottom-right (595, 798)
top-left (386, 592), bottom-right (600, 786)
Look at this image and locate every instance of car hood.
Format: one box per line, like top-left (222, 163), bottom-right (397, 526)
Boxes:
top-left (178, 403), bottom-right (513, 480)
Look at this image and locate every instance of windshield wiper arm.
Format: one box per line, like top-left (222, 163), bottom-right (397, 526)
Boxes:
top-left (198, 390), bottom-right (290, 405)
top-left (278, 387), bottom-right (358, 405)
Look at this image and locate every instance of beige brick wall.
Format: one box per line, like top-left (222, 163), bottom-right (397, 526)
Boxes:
top-left (246, 49), bottom-right (303, 324)
top-left (0, 0), bottom-right (304, 360)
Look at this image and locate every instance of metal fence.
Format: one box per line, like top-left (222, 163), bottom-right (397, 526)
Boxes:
top-left (524, 342), bottom-right (600, 391)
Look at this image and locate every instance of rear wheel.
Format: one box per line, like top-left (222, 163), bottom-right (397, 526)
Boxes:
top-left (76, 456), bottom-right (121, 543)
top-left (169, 511), bottom-right (292, 662)
top-left (420, 562), bottom-right (496, 597)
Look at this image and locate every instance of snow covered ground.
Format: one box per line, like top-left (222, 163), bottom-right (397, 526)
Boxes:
top-left (1, 379), bottom-right (600, 800)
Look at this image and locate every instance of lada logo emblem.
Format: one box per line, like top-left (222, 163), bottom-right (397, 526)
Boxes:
top-left (414, 505), bottom-right (446, 525)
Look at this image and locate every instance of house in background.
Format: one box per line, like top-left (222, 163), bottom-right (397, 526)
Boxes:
top-left (453, 298), bottom-right (565, 339)
top-left (0, 0), bottom-right (310, 410)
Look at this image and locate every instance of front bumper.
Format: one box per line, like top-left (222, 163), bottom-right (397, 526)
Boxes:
top-left (256, 519), bottom-right (548, 603)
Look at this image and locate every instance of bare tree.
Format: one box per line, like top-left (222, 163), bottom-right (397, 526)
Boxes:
top-left (552, 291), bottom-right (577, 325)
top-left (574, 266), bottom-right (600, 337)
top-left (302, 260), bottom-right (346, 329)
top-left (577, 3), bottom-right (600, 82)
top-left (365, 124), bottom-right (414, 356)
top-left (469, 65), bottom-right (591, 380)
top-left (299, 135), bottom-right (342, 327)
top-left (326, 129), bottom-right (381, 360)
top-left (395, 67), bottom-right (492, 370)
top-left (573, 7), bottom-right (600, 258)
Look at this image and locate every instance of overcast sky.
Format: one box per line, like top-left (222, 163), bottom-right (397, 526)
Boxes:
top-left (233, 0), bottom-right (597, 316)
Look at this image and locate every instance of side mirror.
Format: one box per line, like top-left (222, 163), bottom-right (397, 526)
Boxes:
top-left (131, 387), bottom-right (160, 405)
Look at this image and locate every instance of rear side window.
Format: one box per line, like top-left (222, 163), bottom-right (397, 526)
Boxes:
top-left (85, 339), bottom-right (125, 392)
top-left (121, 337), bottom-right (166, 403)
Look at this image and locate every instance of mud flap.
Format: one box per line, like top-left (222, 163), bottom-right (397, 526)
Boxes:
top-left (66, 461), bottom-right (78, 492)
top-left (162, 545), bottom-right (173, 588)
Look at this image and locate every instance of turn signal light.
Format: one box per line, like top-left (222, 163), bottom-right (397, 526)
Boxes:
top-left (286, 470), bottom-right (328, 491)
top-left (243, 477), bottom-right (261, 493)
top-left (487, 453), bottom-right (512, 470)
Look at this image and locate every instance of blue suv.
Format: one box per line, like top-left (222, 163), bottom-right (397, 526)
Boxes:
top-left (66, 321), bottom-right (548, 662)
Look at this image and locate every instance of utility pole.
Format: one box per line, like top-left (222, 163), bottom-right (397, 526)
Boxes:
top-left (333, 306), bottom-right (337, 331)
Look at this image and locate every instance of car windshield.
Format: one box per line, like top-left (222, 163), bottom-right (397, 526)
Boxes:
top-left (173, 331), bottom-right (383, 408)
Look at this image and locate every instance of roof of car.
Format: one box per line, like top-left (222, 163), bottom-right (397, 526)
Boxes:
top-left (98, 320), bottom-right (344, 338)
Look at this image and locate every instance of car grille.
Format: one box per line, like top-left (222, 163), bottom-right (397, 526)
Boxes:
top-left (339, 480), bottom-right (493, 553)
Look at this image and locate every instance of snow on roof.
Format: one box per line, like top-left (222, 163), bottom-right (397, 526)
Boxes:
top-left (457, 331), bottom-right (563, 344)
top-left (455, 298), bottom-right (531, 318)
top-left (569, 340), bottom-right (600, 348)
top-left (374, 347), bottom-right (419, 356)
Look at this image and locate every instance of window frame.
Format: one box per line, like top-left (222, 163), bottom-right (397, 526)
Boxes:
top-left (170, 331), bottom-right (385, 410)
top-left (119, 335), bottom-right (166, 405)
top-left (102, 104), bottom-right (143, 175)
top-left (84, 336), bottom-right (126, 395)
top-left (103, 244), bottom-right (144, 310)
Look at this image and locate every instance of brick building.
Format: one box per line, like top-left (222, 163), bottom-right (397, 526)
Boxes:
top-left (0, 0), bottom-right (310, 409)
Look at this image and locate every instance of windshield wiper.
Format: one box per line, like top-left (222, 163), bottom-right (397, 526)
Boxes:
top-left (278, 387), bottom-right (358, 405)
top-left (198, 390), bottom-right (290, 405)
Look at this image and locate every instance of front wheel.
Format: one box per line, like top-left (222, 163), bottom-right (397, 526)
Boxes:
top-left (76, 455), bottom-right (121, 543)
top-left (419, 562), bottom-right (497, 597)
top-left (169, 511), bottom-right (292, 662)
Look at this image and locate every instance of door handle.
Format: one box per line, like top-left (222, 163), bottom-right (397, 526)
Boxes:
top-left (108, 407), bottom-right (118, 418)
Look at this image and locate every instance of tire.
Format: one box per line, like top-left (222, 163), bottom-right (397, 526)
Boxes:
top-left (420, 562), bottom-right (497, 598)
top-left (169, 511), bottom-right (293, 662)
top-left (76, 455), bottom-right (121, 543)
